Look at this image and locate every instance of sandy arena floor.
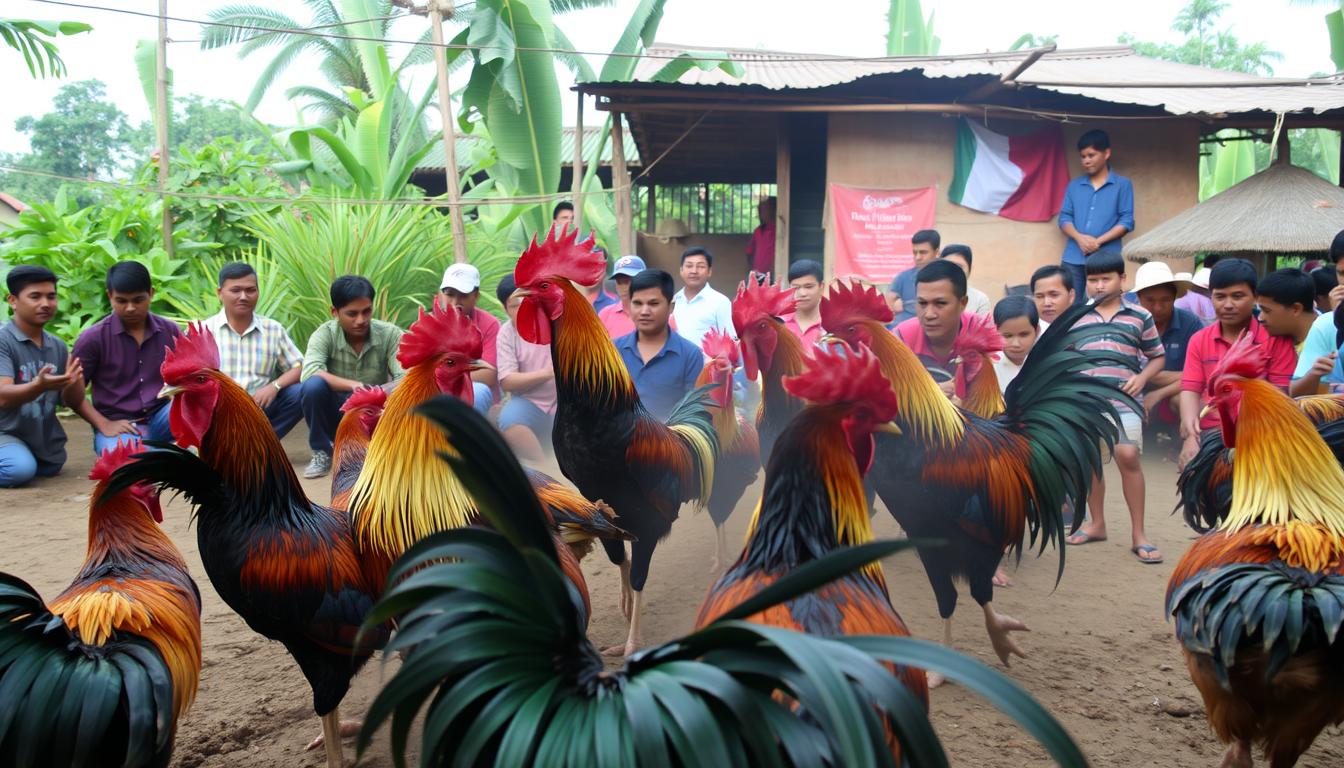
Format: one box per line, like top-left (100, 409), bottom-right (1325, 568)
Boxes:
top-left (4, 419), bottom-right (1343, 766)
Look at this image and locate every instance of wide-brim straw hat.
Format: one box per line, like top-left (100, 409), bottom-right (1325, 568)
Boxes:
top-left (1133, 261), bottom-right (1193, 297)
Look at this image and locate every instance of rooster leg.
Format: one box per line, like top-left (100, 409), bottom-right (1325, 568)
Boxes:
top-left (926, 618), bottom-right (954, 689)
top-left (1218, 739), bottom-right (1252, 768)
top-left (305, 715), bottom-right (362, 754)
top-left (710, 524), bottom-right (728, 574)
top-left (982, 602), bottom-right (1029, 666)
top-left (601, 589), bottom-right (645, 657)
top-left (312, 710), bottom-right (348, 768)
top-left (618, 558), bottom-right (633, 620)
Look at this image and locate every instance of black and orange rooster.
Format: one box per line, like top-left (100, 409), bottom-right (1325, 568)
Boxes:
top-left (345, 300), bottom-right (629, 626)
top-left (696, 343), bottom-right (927, 759)
top-left (698, 327), bottom-right (761, 571)
top-left (105, 324), bottom-right (389, 768)
top-left (0, 444), bottom-right (201, 768)
top-left (511, 226), bottom-right (718, 656)
top-left (1180, 391), bottom-right (1344, 531)
top-left (822, 282), bottom-right (1134, 681)
top-left (329, 385), bottom-right (386, 512)
top-left (733, 272), bottom-right (808, 464)
top-left (1168, 332), bottom-right (1344, 768)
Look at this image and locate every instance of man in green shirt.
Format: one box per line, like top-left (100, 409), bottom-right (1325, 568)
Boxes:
top-left (299, 275), bottom-right (404, 478)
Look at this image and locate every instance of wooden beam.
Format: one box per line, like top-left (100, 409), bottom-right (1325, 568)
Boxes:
top-left (572, 91), bottom-right (584, 234)
top-left (775, 118), bottom-right (790, 280)
top-left (429, 0), bottom-right (468, 263)
top-left (611, 114), bottom-right (635, 257)
top-left (960, 44), bottom-right (1056, 101)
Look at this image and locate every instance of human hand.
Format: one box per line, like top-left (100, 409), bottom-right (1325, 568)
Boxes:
top-left (99, 419), bottom-right (140, 438)
top-left (1331, 284), bottom-right (1344, 310)
top-left (1119, 377), bottom-right (1144, 397)
top-left (252, 383), bottom-right (278, 409)
top-left (891, 296), bottom-right (904, 315)
top-left (1076, 234), bottom-right (1100, 254)
top-left (1177, 435), bottom-right (1200, 470)
top-left (34, 361), bottom-right (74, 391)
top-left (1310, 352), bottom-right (1337, 380)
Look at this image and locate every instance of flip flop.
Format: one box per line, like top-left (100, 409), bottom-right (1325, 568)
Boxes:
top-left (1131, 544), bottom-right (1164, 564)
top-left (1066, 531), bottom-right (1107, 546)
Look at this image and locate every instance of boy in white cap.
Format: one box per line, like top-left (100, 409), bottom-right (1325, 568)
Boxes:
top-left (439, 263), bottom-right (499, 415)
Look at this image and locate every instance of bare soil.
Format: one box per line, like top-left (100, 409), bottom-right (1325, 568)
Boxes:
top-left (5, 420), bottom-right (1343, 766)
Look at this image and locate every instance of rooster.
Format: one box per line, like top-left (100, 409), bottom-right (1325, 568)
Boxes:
top-left (329, 385), bottom-right (386, 512)
top-left (0, 444), bottom-right (201, 768)
top-left (511, 226), bottom-right (718, 656)
top-left (952, 312), bottom-right (1007, 420)
top-left (1179, 393), bottom-right (1344, 531)
top-left (733, 272), bottom-right (807, 464)
top-left (698, 327), bottom-right (761, 572)
top-left (357, 395), bottom-right (1088, 768)
top-left (696, 344), bottom-right (927, 759)
top-left (822, 283), bottom-right (1135, 680)
top-left (1168, 332), bottom-right (1344, 768)
top-left (104, 323), bottom-right (390, 768)
top-left (345, 300), bottom-right (629, 625)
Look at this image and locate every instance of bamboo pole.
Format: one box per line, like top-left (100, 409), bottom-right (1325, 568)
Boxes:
top-left (611, 114), bottom-right (634, 256)
top-left (429, 0), bottom-right (469, 263)
top-left (572, 91), bottom-right (584, 234)
top-left (156, 0), bottom-right (173, 258)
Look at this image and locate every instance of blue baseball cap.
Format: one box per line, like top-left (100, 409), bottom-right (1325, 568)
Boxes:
top-left (612, 255), bottom-right (646, 278)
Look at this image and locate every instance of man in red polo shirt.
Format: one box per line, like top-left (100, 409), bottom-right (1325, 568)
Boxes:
top-left (783, 259), bottom-right (824, 347)
top-left (893, 259), bottom-right (977, 402)
top-left (1178, 258), bottom-right (1296, 468)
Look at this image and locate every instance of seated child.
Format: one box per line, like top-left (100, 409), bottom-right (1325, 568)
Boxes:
top-left (991, 296), bottom-right (1039, 393)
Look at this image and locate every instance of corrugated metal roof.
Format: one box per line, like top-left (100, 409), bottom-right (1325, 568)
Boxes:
top-left (615, 44), bottom-right (1344, 116)
top-left (418, 125), bottom-right (641, 170)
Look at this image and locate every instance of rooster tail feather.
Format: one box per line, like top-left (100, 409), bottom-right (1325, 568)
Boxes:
top-left (0, 573), bottom-right (178, 767)
top-left (101, 442), bottom-right (224, 517)
top-left (1176, 429), bottom-right (1233, 533)
top-left (665, 383), bottom-right (721, 509)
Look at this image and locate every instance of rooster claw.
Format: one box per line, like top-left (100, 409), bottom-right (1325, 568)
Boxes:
top-left (982, 604), bottom-right (1029, 666)
top-left (304, 719), bottom-right (362, 751)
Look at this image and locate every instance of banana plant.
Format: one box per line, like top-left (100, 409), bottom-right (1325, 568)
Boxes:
top-left (1, 18), bottom-right (91, 79)
top-left (885, 0), bottom-right (939, 56)
top-left (1199, 129), bottom-right (1258, 201)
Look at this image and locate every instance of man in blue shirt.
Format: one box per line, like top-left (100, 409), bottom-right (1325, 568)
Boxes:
top-left (885, 228), bottom-right (940, 325)
top-left (616, 269), bottom-right (704, 421)
top-left (1058, 129), bottom-right (1135, 306)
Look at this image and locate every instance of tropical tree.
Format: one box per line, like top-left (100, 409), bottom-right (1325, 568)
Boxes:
top-left (0, 18), bottom-right (91, 79)
top-left (885, 0), bottom-right (939, 56)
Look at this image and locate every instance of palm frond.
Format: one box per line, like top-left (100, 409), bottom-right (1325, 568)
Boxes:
top-left (199, 6), bottom-right (307, 50)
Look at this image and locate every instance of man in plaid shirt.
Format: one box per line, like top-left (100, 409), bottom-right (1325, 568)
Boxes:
top-left (203, 262), bottom-right (304, 438)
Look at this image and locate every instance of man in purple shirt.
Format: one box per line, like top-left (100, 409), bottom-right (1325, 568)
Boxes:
top-left (72, 261), bottom-right (181, 454)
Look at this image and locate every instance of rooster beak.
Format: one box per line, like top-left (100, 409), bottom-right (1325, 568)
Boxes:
top-left (874, 422), bottom-right (903, 436)
top-left (1199, 404), bottom-right (1213, 420)
top-left (159, 384), bottom-right (183, 399)
top-left (513, 289), bottom-right (532, 298)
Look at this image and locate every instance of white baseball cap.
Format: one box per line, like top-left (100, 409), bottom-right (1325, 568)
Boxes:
top-left (440, 263), bottom-right (481, 293)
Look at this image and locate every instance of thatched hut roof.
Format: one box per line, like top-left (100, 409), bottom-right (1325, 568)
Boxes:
top-left (1124, 161), bottom-right (1344, 261)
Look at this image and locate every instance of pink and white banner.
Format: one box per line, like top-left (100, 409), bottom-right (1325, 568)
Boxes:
top-left (830, 184), bottom-right (937, 284)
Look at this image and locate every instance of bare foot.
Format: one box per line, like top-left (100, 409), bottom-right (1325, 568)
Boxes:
top-left (600, 641), bottom-right (639, 658)
top-left (983, 604), bottom-right (1029, 666)
top-left (304, 719), bottom-right (362, 751)
top-left (992, 567), bottom-right (1012, 587)
top-left (1218, 739), bottom-right (1252, 768)
top-left (926, 671), bottom-right (946, 689)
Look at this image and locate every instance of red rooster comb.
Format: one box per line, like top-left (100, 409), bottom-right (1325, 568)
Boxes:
top-left (89, 442), bottom-right (142, 483)
top-left (784, 344), bottom-right (898, 423)
top-left (340, 385), bottom-right (387, 414)
top-left (820, 280), bottom-right (893, 331)
top-left (701, 328), bottom-right (740, 366)
top-left (952, 313), bottom-right (1005, 358)
top-left (514, 224), bottom-right (604, 288)
top-left (732, 273), bottom-right (795, 335)
top-left (161, 322), bottom-right (220, 381)
top-left (397, 297), bottom-right (484, 370)
top-left (1209, 330), bottom-right (1270, 393)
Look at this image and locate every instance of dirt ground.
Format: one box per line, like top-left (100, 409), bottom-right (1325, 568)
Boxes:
top-left (5, 419), bottom-right (1344, 767)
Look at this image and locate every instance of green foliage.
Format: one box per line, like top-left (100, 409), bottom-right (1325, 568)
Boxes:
top-left (1119, 0), bottom-right (1281, 75)
top-left (0, 18), bottom-right (92, 79)
top-left (1009, 33), bottom-right (1058, 50)
top-left (359, 396), bottom-right (1087, 768)
top-left (885, 0), bottom-right (939, 56)
top-left (1328, 9), bottom-right (1344, 71)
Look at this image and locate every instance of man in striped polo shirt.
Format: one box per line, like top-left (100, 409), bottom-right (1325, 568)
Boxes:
top-left (1064, 250), bottom-right (1166, 565)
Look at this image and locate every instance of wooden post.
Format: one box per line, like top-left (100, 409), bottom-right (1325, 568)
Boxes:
top-left (156, 0), bottom-right (173, 258)
top-left (571, 92), bottom-right (584, 235)
top-left (611, 114), bottom-right (634, 257)
top-left (774, 118), bottom-right (791, 280)
top-left (645, 184), bottom-right (656, 234)
top-left (429, 0), bottom-right (469, 263)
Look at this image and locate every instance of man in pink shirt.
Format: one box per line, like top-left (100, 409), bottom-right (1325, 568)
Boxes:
top-left (1178, 259), bottom-right (1296, 468)
top-left (495, 275), bottom-right (555, 461)
top-left (893, 259), bottom-right (980, 403)
top-left (439, 263), bottom-right (500, 416)
top-left (744, 196), bottom-right (776, 276)
top-left (782, 259), bottom-right (824, 347)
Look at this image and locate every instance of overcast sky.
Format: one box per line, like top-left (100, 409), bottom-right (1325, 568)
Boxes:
top-left (2, 0), bottom-right (1334, 156)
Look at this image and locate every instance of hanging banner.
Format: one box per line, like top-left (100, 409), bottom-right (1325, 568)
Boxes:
top-left (829, 184), bottom-right (937, 284)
